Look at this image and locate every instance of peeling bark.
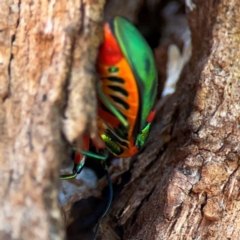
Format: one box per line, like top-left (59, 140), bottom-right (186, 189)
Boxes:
top-left (0, 0), bottom-right (105, 239)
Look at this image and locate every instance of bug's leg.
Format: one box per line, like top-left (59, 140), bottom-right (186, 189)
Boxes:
top-left (97, 83), bottom-right (129, 130)
top-left (93, 161), bottom-right (113, 240)
top-left (60, 152), bottom-right (86, 180)
top-left (80, 147), bottom-right (112, 239)
top-left (60, 135), bottom-right (91, 180)
top-left (60, 146), bottom-right (108, 180)
top-left (80, 133), bottom-right (109, 161)
top-left (81, 149), bottom-right (109, 161)
top-left (59, 150), bottom-right (107, 180)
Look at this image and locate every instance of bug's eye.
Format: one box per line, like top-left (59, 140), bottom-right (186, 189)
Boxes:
top-left (108, 67), bottom-right (119, 73)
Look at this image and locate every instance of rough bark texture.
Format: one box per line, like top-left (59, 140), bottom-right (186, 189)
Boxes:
top-left (2, 0), bottom-right (240, 239)
top-left (104, 0), bottom-right (240, 239)
top-left (0, 0), bottom-right (104, 239)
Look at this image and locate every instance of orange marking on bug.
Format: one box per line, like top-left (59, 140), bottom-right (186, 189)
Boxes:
top-left (98, 57), bottom-right (139, 140)
top-left (74, 135), bottom-right (90, 165)
top-left (74, 152), bottom-right (82, 165)
top-left (98, 108), bottom-right (120, 128)
top-left (147, 110), bottom-right (156, 123)
top-left (116, 138), bottom-right (138, 158)
top-left (83, 135), bottom-right (90, 150)
top-left (130, 145), bottom-right (138, 156)
top-left (98, 23), bottom-right (123, 66)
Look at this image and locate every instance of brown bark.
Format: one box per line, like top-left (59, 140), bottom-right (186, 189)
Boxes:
top-left (100, 0), bottom-right (240, 239)
top-left (0, 0), bottom-right (104, 239)
top-left (2, 0), bottom-right (240, 239)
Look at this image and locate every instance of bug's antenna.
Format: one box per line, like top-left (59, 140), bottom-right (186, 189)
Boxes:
top-left (93, 167), bottom-right (113, 240)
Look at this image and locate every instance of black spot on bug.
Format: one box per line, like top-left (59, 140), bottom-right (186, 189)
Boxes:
top-left (145, 57), bottom-right (150, 74)
top-left (108, 85), bottom-right (128, 96)
top-left (106, 76), bottom-right (125, 84)
top-left (106, 129), bottom-right (128, 148)
top-left (110, 95), bottom-right (130, 110)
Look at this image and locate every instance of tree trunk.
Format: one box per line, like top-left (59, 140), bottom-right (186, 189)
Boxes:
top-left (2, 0), bottom-right (240, 239)
top-left (100, 0), bottom-right (240, 239)
top-left (0, 0), bottom-right (104, 239)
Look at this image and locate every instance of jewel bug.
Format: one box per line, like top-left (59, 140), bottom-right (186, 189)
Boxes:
top-left (61, 16), bottom-right (158, 239)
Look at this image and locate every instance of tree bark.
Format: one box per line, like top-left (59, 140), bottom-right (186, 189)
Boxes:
top-left (2, 0), bottom-right (240, 239)
top-left (0, 0), bottom-right (104, 239)
top-left (101, 0), bottom-right (240, 239)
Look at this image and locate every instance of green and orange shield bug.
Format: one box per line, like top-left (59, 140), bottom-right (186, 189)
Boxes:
top-left (61, 16), bottom-right (158, 239)
top-left (97, 16), bottom-right (158, 158)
